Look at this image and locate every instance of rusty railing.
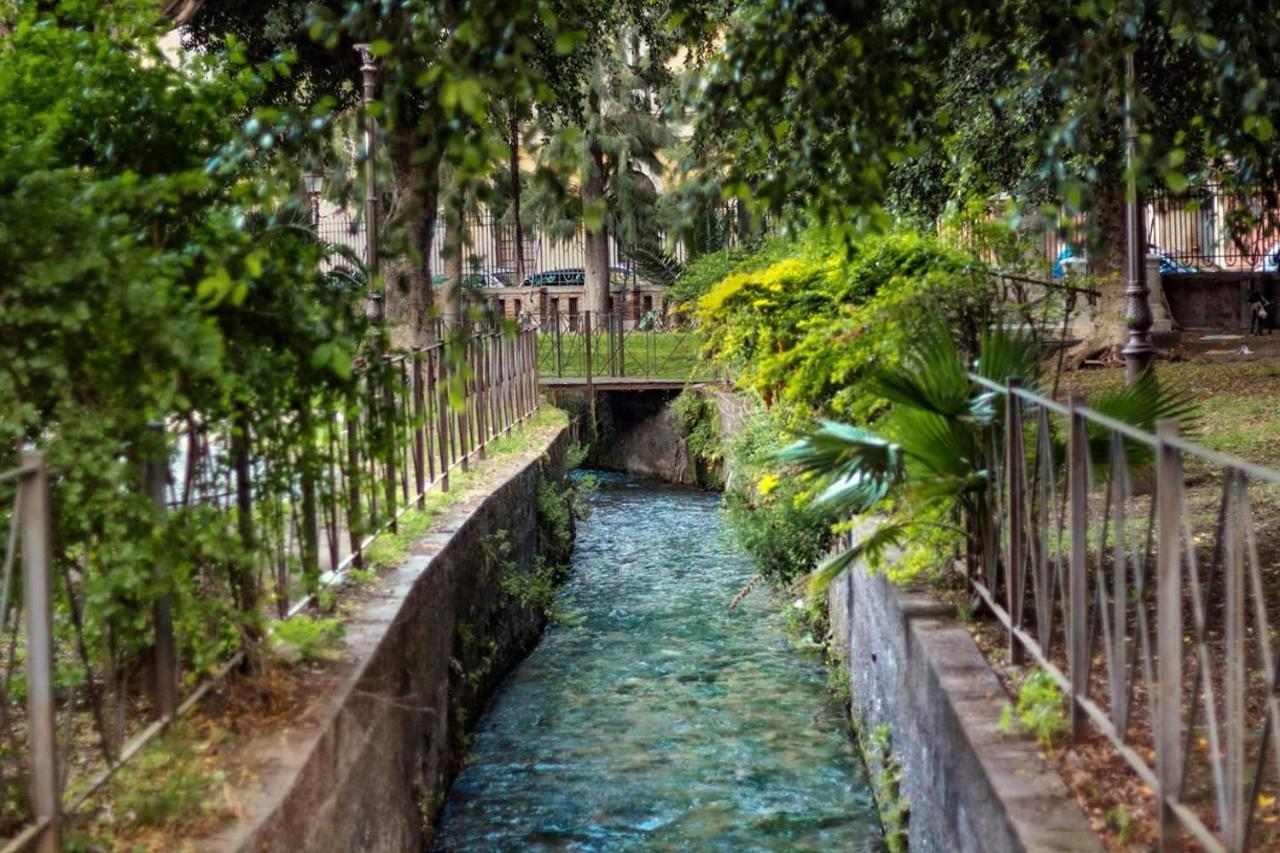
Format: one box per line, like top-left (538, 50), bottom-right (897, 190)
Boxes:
top-left (964, 374), bottom-right (1280, 851)
top-left (0, 327), bottom-right (540, 851)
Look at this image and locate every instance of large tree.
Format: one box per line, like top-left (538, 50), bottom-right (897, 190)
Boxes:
top-left (695, 0), bottom-right (1280, 353)
top-left (186, 0), bottom-right (555, 340)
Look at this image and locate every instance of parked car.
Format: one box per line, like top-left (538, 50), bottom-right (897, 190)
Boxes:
top-left (521, 268), bottom-right (584, 287)
top-left (1148, 245), bottom-right (1198, 274)
top-left (466, 268), bottom-right (518, 288)
top-left (431, 269), bottom-right (519, 289)
top-left (519, 267), bottom-right (642, 288)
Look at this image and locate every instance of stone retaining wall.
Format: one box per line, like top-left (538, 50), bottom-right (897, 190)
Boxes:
top-left (206, 426), bottom-right (572, 852)
top-left (828, 564), bottom-right (1102, 853)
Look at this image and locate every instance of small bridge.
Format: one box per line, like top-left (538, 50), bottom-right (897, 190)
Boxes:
top-left (534, 310), bottom-right (714, 389)
top-left (540, 377), bottom-right (723, 392)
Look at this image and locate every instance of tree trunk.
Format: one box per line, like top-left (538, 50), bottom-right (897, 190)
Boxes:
top-left (582, 144), bottom-right (611, 316)
top-left (734, 196), bottom-right (754, 242)
top-left (1065, 185), bottom-right (1128, 367)
top-left (230, 406), bottom-right (260, 642)
top-left (388, 128), bottom-right (441, 345)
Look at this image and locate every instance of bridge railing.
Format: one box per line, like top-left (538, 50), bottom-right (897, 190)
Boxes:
top-left (532, 311), bottom-right (714, 382)
top-left (832, 373), bottom-right (1280, 851)
top-left (0, 328), bottom-right (539, 851)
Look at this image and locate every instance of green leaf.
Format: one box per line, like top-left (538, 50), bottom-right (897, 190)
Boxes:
top-left (329, 347), bottom-right (352, 380)
top-left (196, 266), bottom-right (233, 304)
top-left (554, 30), bottom-right (586, 56)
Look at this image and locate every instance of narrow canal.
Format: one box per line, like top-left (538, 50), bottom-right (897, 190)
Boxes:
top-left (435, 474), bottom-right (883, 851)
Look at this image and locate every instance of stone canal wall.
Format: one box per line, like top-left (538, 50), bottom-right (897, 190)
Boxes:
top-left (547, 385), bottom-right (739, 488)
top-left (209, 426), bottom-right (574, 853)
top-left (828, 561), bottom-right (1101, 853)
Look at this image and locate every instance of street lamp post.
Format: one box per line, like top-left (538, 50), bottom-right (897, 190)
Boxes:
top-left (1121, 51), bottom-right (1156, 382)
top-left (303, 170), bottom-right (325, 232)
top-left (354, 43), bottom-right (383, 324)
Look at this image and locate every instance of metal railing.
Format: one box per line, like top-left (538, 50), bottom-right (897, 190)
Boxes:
top-left (1148, 182), bottom-right (1280, 271)
top-left (0, 328), bottom-right (540, 851)
top-left (532, 311), bottom-right (714, 383)
top-left (958, 375), bottom-right (1280, 851)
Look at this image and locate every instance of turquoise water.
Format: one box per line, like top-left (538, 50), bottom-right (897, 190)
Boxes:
top-left (434, 474), bottom-right (883, 851)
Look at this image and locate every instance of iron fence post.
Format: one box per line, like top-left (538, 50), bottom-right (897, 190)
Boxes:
top-left (19, 449), bottom-right (58, 853)
top-left (1067, 395), bottom-right (1089, 742)
top-left (1005, 380), bottom-right (1025, 666)
top-left (617, 312), bottom-right (626, 377)
top-left (555, 309), bottom-right (564, 377)
top-left (529, 329), bottom-right (539, 414)
top-left (425, 347), bottom-right (438, 486)
top-left (413, 352), bottom-right (427, 506)
top-left (346, 409), bottom-right (363, 569)
top-left (437, 346), bottom-right (452, 492)
top-left (476, 337), bottom-right (488, 460)
top-left (1156, 419), bottom-right (1185, 849)
top-left (465, 340), bottom-right (476, 473)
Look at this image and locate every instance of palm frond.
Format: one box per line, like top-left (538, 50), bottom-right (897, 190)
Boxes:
top-left (976, 324), bottom-right (1045, 389)
top-left (777, 420), bottom-right (905, 513)
top-left (868, 316), bottom-right (972, 418)
top-left (1086, 370), bottom-right (1200, 467)
top-left (886, 407), bottom-right (982, 481)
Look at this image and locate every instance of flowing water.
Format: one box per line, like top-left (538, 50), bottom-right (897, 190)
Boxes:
top-left (434, 473), bottom-right (883, 851)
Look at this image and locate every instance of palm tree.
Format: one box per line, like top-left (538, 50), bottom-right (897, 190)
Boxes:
top-left (779, 318), bottom-right (1197, 592)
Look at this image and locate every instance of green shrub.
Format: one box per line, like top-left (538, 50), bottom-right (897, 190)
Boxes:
top-left (536, 480), bottom-right (575, 561)
top-left (697, 228), bottom-right (997, 423)
top-left (564, 442), bottom-right (590, 470)
top-left (109, 728), bottom-right (218, 830)
top-left (667, 235), bottom-right (793, 308)
top-left (722, 407), bottom-right (840, 585)
top-left (866, 723), bottom-right (910, 852)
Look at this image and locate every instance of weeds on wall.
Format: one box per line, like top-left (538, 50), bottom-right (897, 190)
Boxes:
top-left (268, 615), bottom-right (346, 666)
top-left (998, 668), bottom-right (1069, 753)
top-left (866, 723), bottom-right (910, 852)
top-left (672, 388), bottom-right (723, 477)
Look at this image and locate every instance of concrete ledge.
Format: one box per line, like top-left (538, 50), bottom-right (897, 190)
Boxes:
top-left (204, 425), bottom-right (572, 852)
top-left (829, 565), bottom-right (1101, 853)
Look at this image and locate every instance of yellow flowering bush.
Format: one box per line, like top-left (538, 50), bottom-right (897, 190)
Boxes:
top-left (695, 228), bottom-right (996, 424)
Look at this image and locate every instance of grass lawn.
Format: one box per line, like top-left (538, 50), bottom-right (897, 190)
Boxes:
top-left (1056, 358), bottom-right (1280, 468)
top-left (536, 328), bottom-right (714, 380)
